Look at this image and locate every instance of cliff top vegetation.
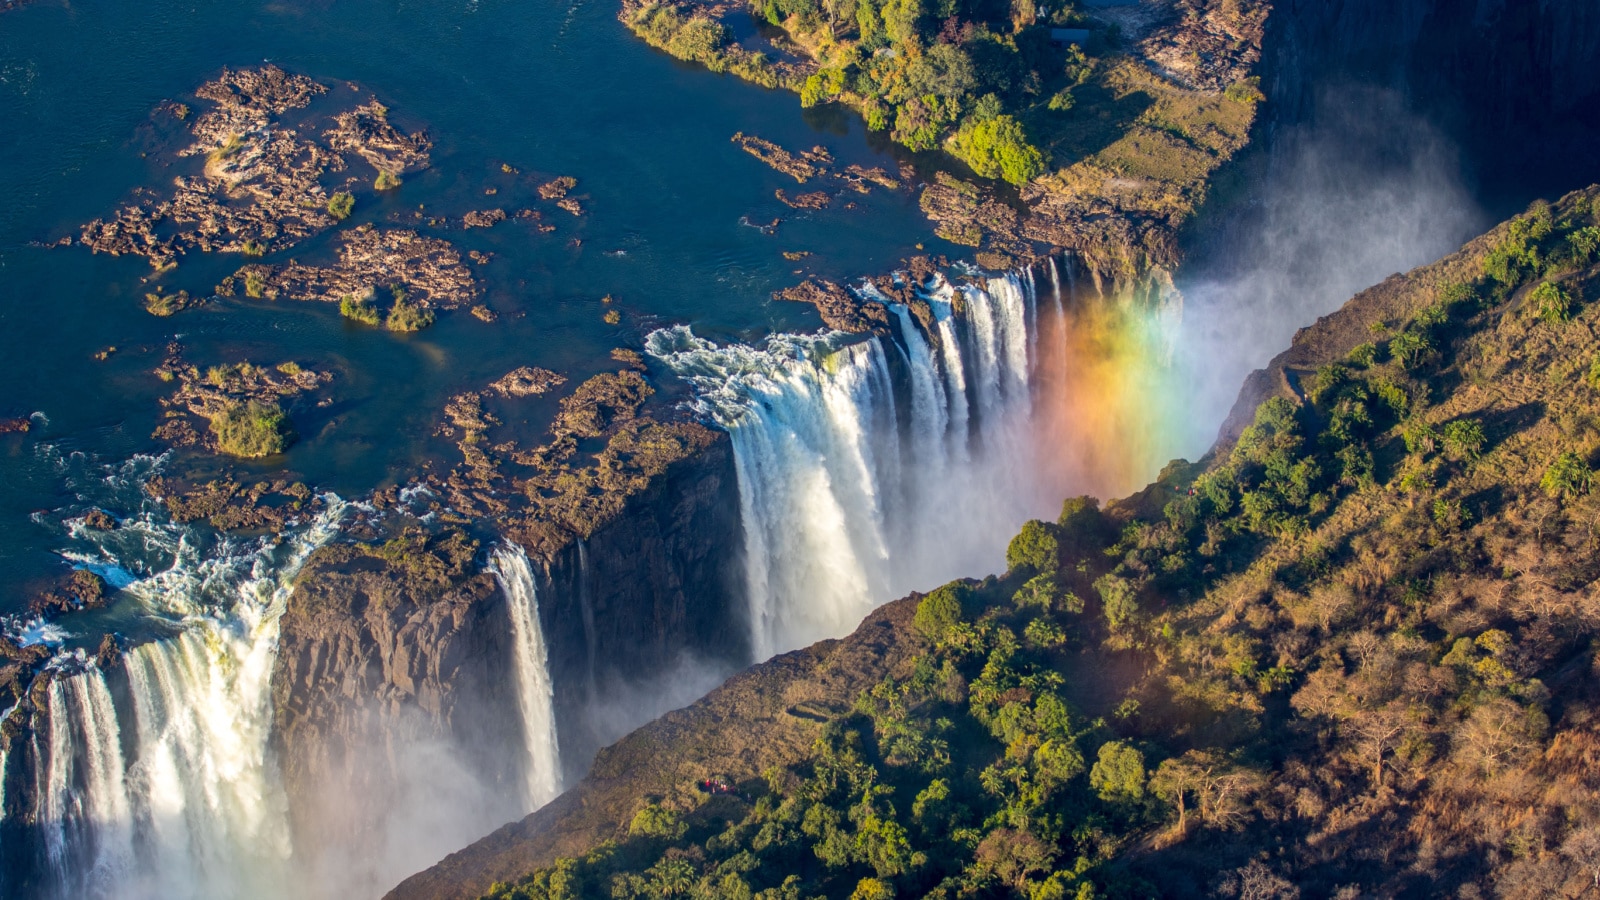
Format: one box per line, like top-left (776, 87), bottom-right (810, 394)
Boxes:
top-left (448, 185), bottom-right (1600, 899)
top-left (623, 0), bottom-right (1264, 274)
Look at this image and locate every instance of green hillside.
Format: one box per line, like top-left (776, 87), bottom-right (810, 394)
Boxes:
top-left (478, 188), bottom-right (1600, 899)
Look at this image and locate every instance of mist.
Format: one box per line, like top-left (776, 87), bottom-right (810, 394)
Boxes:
top-left (286, 708), bottom-right (525, 900)
top-left (570, 653), bottom-right (736, 775)
top-left (1169, 86), bottom-right (1487, 458)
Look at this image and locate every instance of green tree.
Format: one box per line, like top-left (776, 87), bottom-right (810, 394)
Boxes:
top-left (1542, 451), bottom-right (1593, 498)
top-left (1089, 740), bottom-right (1146, 803)
top-left (914, 582), bottom-right (969, 639)
top-left (854, 813), bottom-right (914, 877)
top-left (1531, 280), bottom-right (1575, 324)
top-left (949, 114), bottom-right (1045, 186)
top-left (327, 191), bottom-right (355, 221)
top-left (1441, 418), bottom-right (1486, 461)
top-left (629, 802), bottom-right (687, 840)
top-left (1094, 574), bottom-right (1139, 631)
top-left (1006, 519), bottom-right (1060, 574)
top-left (849, 878), bottom-right (895, 900)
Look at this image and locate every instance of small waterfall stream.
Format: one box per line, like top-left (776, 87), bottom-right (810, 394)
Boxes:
top-left (487, 545), bottom-right (563, 811)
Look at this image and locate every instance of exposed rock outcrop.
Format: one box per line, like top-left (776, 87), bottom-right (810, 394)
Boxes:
top-left (270, 532), bottom-right (526, 882)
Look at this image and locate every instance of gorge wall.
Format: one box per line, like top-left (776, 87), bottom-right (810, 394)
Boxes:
top-left (263, 430), bottom-right (746, 896)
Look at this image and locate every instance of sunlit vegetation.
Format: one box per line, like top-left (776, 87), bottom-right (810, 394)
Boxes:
top-left (327, 191), bottom-right (356, 221)
top-left (384, 287), bottom-right (435, 332)
top-left (208, 398), bottom-right (292, 457)
top-left (482, 189), bottom-right (1600, 897)
top-left (340, 292), bottom-right (382, 325)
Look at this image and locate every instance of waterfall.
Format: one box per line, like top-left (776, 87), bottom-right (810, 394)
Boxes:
top-left (575, 539), bottom-right (598, 703)
top-left (42, 669), bottom-right (135, 895)
top-left (487, 545), bottom-right (562, 811)
top-left (646, 270), bottom-right (1050, 659)
top-left (25, 497), bottom-right (346, 899)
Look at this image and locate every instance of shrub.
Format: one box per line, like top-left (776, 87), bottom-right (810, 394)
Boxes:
top-left (1530, 280), bottom-right (1574, 324)
top-left (666, 15), bottom-right (729, 65)
top-left (1432, 497), bottom-right (1472, 530)
top-left (327, 191), bottom-right (355, 221)
top-left (1006, 519), bottom-right (1060, 574)
top-left (1588, 353), bottom-right (1600, 390)
top-left (1441, 418), bottom-right (1486, 460)
top-left (1569, 225), bottom-right (1600, 262)
top-left (948, 114), bottom-right (1046, 187)
top-left (1542, 451), bottom-right (1593, 498)
top-left (1307, 364), bottom-right (1348, 404)
top-left (209, 400), bottom-right (292, 457)
top-left (1389, 330), bottom-right (1433, 369)
top-left (1347, 342), bottom-right (1379, 367)
top-left (849, 878), bottom-right (895, 900)
top-left (144, 291), bottom-right (190, 317)
top-left (1094, 573), bottom-right (1139, 630)
top-left (1224, 77), bottom-right (1264, 104)
top-left (374, 170), bottom-right (403, 191)
top-left (628, 802), bottom-right (687, 840)
top-left (914, 583), bottom-right (968, 639)
top-left (385, 293), bottom-right (435, 332)
top-left (1402, 422), bottom-right (1438, 456)
top-left (1371, 378), bottom-right (1410, 418)
top-left (340, 294), bottom-right (382, 325)
top-left (243, 270), bottom-right (267, 299)
top-left (1046, 87), bottom-right (1076, 111)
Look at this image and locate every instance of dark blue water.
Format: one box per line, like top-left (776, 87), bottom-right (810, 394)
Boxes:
top-left (0, 0), bottom-right (955, 607)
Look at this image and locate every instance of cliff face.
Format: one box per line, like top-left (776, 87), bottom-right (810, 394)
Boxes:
top-left (390, 186), bottom-right (1600, 900)
top-left (269, 431), bottom-right (747, 887)
top-left (530, 430), bottom-right (749, 779)
top-left (270, 536), bottom-right (527, 891)
top-left (1262, 0), bottom-right (1600, 192)
top-left (385, 593), bottom-right (927, 900)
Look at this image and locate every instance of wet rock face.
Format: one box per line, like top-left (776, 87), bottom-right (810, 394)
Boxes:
top-left (269, 536), bottom-right (525, 877)
top-left (269, 433), bottom-right (747, 858)
top-left (533, 429), bottom-right (749, 779)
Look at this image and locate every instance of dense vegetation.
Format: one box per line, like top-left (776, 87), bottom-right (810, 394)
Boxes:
top-left (626, 0), bottom-right (1126, 185)
top-left (483, 190), bottom-right (1600, 898)
top-left (208, 398), bottom-right (293, 457)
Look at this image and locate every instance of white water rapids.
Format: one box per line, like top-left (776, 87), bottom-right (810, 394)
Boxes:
top-left (646, 269), bottom-right (1055, 659)
top-left (29, 498), bottom-right (346, 899)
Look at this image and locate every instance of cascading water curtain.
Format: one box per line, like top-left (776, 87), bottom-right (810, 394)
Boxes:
top-left (17, 498), bottom-right (346, 900)
top-left (646, 268), bottom-right (1051, 661)
top-left (487, 544), bottom-right (563, 812)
